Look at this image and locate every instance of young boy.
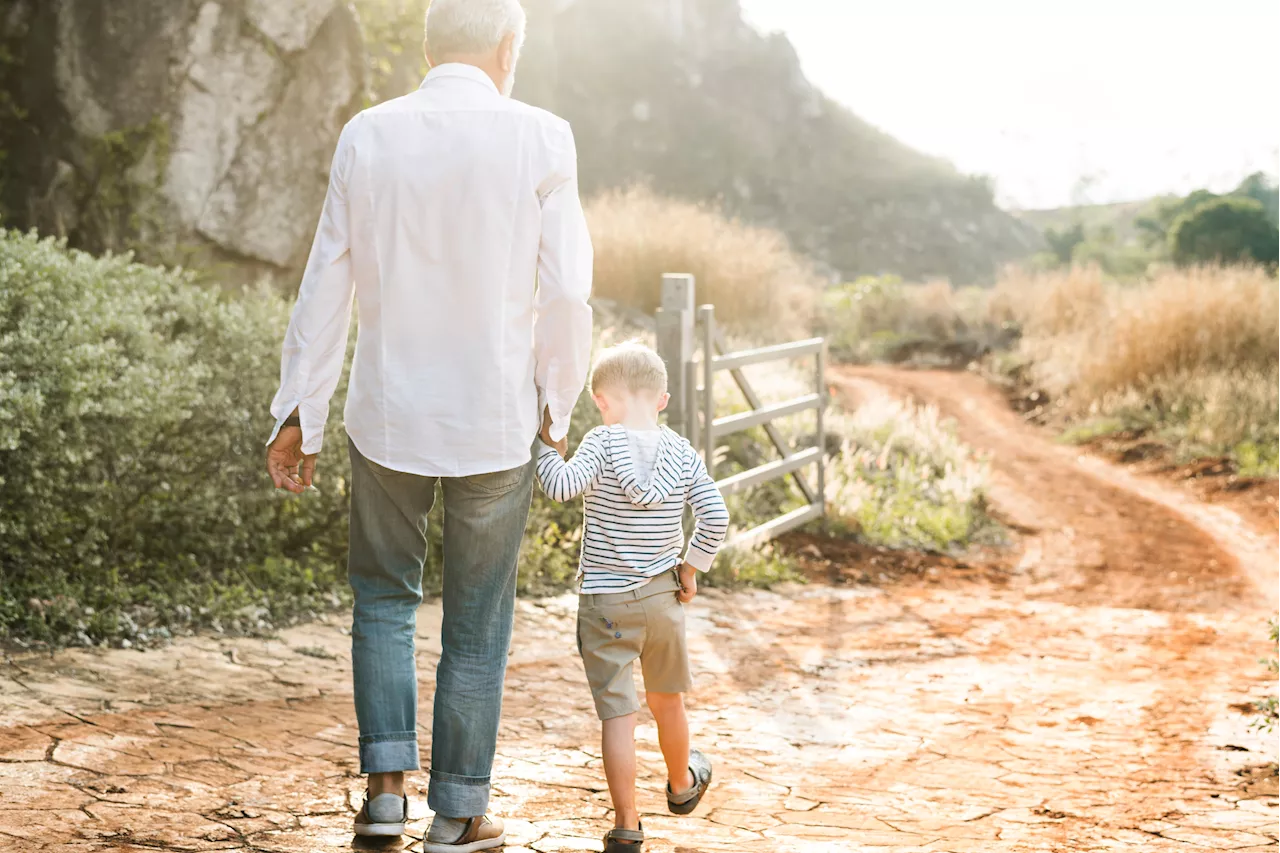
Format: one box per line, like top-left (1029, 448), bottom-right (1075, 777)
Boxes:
top-left (535, 342), bottom-right (730, 851)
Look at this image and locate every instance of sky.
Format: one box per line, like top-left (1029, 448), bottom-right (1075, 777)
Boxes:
top-left (739, 0), bottom-right (1279, 210)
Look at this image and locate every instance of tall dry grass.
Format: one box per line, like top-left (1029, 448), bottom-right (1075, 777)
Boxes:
top-left (1001, 265), bottom-right (1279, 399)
top-left (585, 185), bottom-right (821, 337)
top-left (997, 264), bottom-right (1279, 469)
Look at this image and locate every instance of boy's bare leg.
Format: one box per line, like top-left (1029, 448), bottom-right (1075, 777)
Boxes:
top-left (645, 692), bottom-right (695, 793)
top-left (602, 713), bottom-right (641, 830)
top-left (368, 771), bottom-right (405, 798)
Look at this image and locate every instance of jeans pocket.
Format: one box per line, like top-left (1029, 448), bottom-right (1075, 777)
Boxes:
top-left (463, 463), bottom-right (526, 496)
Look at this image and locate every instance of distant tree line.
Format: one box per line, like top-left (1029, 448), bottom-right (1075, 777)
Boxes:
top-left (1041, 172), bottom-right (1279, 274)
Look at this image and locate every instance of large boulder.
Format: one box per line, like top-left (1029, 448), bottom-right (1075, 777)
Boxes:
top-left (0, 0), bottom-right (365, 280)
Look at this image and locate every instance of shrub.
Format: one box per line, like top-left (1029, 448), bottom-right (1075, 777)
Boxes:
top-left (1170, 197), bottom-right (1279, 267)
top-left (0, 231), bottom-right (353, 645)
top-left (820, 275), bottom-right (1016, 365)
top-left (586, 185), bottom-right (822, 338)
top-left (825, 397), bottom-right (998, 552)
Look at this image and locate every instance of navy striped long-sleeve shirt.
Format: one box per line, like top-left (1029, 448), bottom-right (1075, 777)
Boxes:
top-left (535, 424), bottom-right (731, 593)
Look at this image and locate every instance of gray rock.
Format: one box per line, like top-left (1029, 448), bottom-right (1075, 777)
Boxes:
top-left (198, 9), bottom-right (363, 268)
top-left (245, 0), bottom-right (338, 53)
top-left (4, 0), bottom-right (366, 279)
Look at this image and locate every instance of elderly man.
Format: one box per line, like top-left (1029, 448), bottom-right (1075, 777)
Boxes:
top-left (264, 1), bottom-right (593, 849)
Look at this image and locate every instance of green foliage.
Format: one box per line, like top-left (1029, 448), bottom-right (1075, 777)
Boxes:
top-left (73, 118), bottom-right (172, 256)
top-left (820, 276), bottom-right (1016, 365)
top-left (1255, 619), bottom-right (1278, 733)
top-left (352, 0), bottom-right (429, 105)
top-left (0, 231), bottom-right (353, 646)
top-left (1169, 196), bottom-right (1279, 267)
top-left (1044, 222), bottom-right (1085, 265)
top-left (825, 399), bottom-right (999, 551)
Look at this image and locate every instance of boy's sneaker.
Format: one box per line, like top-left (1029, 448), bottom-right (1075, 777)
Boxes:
top-left (354, 792), bottom-right (408, 837)
top-left (422, 814), bottom-right (506, 852)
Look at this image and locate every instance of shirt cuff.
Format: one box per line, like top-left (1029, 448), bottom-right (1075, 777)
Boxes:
top-left (265, 402), bottom-right (325, 455)
top-left (683, 547), bottom-right (716, 573)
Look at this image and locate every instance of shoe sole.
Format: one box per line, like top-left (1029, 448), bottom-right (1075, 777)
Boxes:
top-left (421, 830), bottom-right (506, 853)
top-left (354, 822), bottom-right (406, 837)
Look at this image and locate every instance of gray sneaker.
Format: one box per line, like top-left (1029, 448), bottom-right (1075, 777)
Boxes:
top-left (354, 792), bottom-right (408, 837)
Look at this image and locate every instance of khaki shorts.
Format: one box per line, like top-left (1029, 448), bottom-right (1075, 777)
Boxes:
top-left (577, 571), bottom-right (691, 720)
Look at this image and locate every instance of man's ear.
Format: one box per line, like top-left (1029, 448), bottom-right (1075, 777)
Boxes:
top-left (656, 392), bottom-right (671, 413)
top-left (498, 32), bottom-right (516, 73)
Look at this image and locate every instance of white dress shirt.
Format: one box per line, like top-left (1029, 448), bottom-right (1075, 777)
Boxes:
top-left (268, 63), bottom-right (593, 477)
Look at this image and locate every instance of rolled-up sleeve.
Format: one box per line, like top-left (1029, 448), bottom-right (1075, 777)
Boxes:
top-left (534, 120), bottom-right (594, 443)
top-left (266, 119), bottom-right (359, 455)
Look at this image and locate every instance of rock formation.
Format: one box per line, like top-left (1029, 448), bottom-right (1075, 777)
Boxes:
top-left (0, 0), bottom-right (366, 279)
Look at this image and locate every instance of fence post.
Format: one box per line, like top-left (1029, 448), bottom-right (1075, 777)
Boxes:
top-left (699, 304), bottom-right (716, 475)
top-left (816, 340), bottom-right (827, 521)
top-left (656, 274), bottom-right (695, 437)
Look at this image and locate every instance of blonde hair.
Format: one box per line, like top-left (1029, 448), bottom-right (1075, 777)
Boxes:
top-left (590, 341), bottom-right (668, 395)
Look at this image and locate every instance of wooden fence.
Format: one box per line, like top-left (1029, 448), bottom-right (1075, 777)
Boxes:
top-left (655, 274), bottom-right (827, 549)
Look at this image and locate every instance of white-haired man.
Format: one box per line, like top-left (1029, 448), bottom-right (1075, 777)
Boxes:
top-left (264, 0), bottom-right (593, 849)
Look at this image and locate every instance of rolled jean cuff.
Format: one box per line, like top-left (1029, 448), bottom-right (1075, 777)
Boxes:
top-left (359, 732), bottom-right (420, 774)
top-left (428, 768), bottom-right (492, 818)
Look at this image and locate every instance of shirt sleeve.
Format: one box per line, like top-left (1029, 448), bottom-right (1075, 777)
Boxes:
top-left (535, 430), bottom-right (607, 502)
top-left (266, 118), bottom-right (359, 454)
top-left (684, 451), bottom-right (730, 572)
top-left (533, 120), bottom-right (594, 443)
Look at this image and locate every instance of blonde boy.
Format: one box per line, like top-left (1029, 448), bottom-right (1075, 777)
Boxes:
top-left (535, 342), bottom-right (730, 851)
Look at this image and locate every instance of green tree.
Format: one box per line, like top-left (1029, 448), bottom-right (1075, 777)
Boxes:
top-left (1044, 222), bottom-right (1085, 265)
top-left (1169, 197), bottom-right (1279, 267)
top-left (1233, 171), bottom-right (1279, 225)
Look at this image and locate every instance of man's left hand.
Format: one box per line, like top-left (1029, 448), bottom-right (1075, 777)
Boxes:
top-left (267, 425), bottom-right (317, 494)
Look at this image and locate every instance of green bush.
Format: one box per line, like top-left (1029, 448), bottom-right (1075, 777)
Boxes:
top-left (825, 398), bottom-right (999, 551)
top-left (1170, 197), bottom-right (1279, 267)
top-left (0, 231), bottom-right (353, 645)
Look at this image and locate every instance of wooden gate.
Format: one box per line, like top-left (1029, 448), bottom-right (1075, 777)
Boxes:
top-left (655, 274), bottom-right (827, 549)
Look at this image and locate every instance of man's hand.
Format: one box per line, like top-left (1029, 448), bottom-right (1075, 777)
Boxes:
top-left (540, 406), bottom-right (568, 458)
top-left (267, 425), bottom-right (318, 494)
top-left (676, 562), bottom-right (698, 603)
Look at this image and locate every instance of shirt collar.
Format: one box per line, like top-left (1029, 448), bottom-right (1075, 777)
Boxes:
top-left (420, 63), bottom-right (500, 95)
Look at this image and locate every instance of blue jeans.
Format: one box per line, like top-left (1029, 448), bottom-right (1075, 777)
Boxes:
top-left (347, 437), bottom-right (534, 818)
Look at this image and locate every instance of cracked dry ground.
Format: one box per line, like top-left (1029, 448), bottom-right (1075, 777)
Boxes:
top-left (3, 369), bottom-right (1278, 853)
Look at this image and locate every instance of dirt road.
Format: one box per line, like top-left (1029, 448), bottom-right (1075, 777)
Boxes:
top-left (1, 368), bottom-right (1276, 853)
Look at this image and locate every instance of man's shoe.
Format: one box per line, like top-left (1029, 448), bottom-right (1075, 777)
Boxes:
top-left (353, 792), bottom-right (408, 837)
top-left (422, 814), bottom-right (506, 852)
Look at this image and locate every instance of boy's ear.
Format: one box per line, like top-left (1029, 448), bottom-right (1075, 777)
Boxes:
top-left (591, 393), bottom-right (608, 412)
top-left (656, 392), bottom-right (670, 413)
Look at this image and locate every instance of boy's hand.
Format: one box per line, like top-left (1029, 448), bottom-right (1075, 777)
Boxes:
top-left (540, 405), bottom-right (567, 458)
top-left (676, 562), bottom-right (698, 603)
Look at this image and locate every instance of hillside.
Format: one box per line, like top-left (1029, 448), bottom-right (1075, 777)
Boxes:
top-left (515, 0), bottom-right (1041, 283)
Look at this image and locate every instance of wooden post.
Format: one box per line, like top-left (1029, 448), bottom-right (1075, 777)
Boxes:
top-left (700, 304), bottom-right (716, 475)
top-left (816, 341), bottom-right (827, 519)
top-left (656, 274), bottom-right (695, 437)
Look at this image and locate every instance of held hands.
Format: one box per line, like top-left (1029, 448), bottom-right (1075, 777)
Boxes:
top-left (267, 425), bottom-right (317, 494)
top-left (676, 562), bottom-right (698, 603)
top-left (540, 406), bottom-right (568, 458)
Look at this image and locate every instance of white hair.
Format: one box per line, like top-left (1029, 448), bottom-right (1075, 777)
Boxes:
top-left (425, 0), bottom-right (527, 59)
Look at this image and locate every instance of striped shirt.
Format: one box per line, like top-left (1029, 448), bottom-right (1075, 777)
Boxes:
top-left (536, 424), bottom-right (731, 593)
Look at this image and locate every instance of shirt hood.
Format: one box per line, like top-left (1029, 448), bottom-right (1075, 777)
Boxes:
top-left (605, 424), bottom-right (686, 508)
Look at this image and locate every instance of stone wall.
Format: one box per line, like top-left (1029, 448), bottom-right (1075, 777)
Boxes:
top-left (0, 0), bottom-right (366, 280)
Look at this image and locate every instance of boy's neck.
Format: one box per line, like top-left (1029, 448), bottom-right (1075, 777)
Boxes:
top-left (618, 411), bottom-right (660, 431)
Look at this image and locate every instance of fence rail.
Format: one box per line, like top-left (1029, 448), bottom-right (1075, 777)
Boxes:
top-left (655, 274), bottom-right (826, 550)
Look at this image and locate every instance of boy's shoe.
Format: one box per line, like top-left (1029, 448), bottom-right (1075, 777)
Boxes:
top-left (603, 821), bottom-right (644, 852)
top-left (667, 748), bottom-right (713, 815)
top-left (353, 792), bottom-right (408, 837)
top-left (422, 814), bottom-right (506, 852)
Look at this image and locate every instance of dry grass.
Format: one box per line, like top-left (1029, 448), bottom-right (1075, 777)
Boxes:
top-left (995, 264), bottom-right (1279, 470)
top-left (1001, 265), bottom-right (1279, 400)
top-left (585, 185), bottom-right (822, 338)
